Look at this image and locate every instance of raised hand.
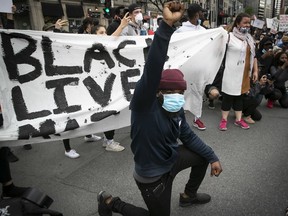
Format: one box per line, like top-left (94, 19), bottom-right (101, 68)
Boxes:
top-left (162, 1), bottom-right (185, 27)
top-left (55, 19), bottom-right (68, 30)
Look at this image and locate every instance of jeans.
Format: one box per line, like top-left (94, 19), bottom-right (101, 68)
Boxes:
top-left (110, 145), bottom-right (209, 216)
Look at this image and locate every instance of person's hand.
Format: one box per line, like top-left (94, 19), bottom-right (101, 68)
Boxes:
top-left (210, 161), bottom-right (222, 177)
top-left (263, 49), bottom-right (273, 58)
top-left (11, 5), bottom-right (16, 13)
top-left (259, 75), bottom-right (267, 85)
top-left (252, 71), bottom-right (258, 83)
top-left (119, 12), bottom-right (130, 29)
top-left (282, 59), bottom-right (288, 69)
top-left (162, 1), bottom-right (185, 27)
top-left (55, 19), bottom-right (68, 30)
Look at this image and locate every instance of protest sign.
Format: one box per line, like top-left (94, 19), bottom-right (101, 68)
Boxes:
top-left (0, 28), bottom-right (226, 146)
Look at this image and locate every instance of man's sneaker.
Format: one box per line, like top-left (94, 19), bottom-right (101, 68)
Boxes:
top-left (84, 134), bottom-right (102, 142)
top-left (208, 99), bottom-right (215, 109)
top-left (234, 119), bottom-right (250, 129)
top-left (179, 193), bottom-right (211, 207)
top-left (219, 119), bottom-right (227, 131)
top-left (266, 99), bottom-right (274, 109)
top-left (97, 191), bottom-right (112, 216)
top-left (65, 149), bottom-right (80, 159)
top-left (105, 141), bottom-right (125, 152)
top-left (193, 118), bottom-right (206, 130)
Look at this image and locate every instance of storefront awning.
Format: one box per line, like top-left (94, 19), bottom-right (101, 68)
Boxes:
top-left (66, 4), bottom-right (84, 18)
top-left (41, 2), bottom-right (64, 17)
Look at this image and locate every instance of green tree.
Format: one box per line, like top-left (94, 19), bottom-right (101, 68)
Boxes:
top-left (245, 6), bottom-right (254, 15)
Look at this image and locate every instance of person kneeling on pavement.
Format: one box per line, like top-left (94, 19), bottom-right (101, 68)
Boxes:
top-left (97, 2), bottom-right (223, 216)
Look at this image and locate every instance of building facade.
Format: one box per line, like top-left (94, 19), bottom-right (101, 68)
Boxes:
top-left (10, 0), bottom-right (285, 31)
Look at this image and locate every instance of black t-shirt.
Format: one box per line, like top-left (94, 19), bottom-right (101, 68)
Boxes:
top-left (107, 20), bottom-right (120, 35)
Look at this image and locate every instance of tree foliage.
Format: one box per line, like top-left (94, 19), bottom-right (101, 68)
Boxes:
top-left (147, 0), bottom-right (165, 12)
top-left (244, 6), bottom-right (254, 15)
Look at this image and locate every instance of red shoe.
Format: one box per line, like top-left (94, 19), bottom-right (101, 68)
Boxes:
top-left (219, 119), bottom-right (227, 131)
top-left (193, 118), bottom-right (206, 130)
top-left (266, 99), bottom-right (274, 109)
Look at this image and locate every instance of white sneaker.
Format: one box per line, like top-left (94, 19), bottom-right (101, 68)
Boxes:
top-left (65, 149), bottom-right (80, 159)
top-left (84, 134), bottom-right (102, 142)
top-left (105, 141), bottom-right (125, 152)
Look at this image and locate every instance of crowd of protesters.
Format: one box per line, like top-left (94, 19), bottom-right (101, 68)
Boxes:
top-left (0, 1), bottom-right (288, 216)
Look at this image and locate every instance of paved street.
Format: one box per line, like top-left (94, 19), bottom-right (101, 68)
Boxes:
top-left (2, 99), bottom-right (288, 216)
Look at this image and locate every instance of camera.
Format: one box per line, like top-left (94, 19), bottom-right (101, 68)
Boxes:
top-left (266, 73), bottom-right (274, 81)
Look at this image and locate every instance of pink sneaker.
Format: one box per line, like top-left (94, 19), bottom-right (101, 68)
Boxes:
top-left (193, 118), bottom-right (206, 130)
top-left (219, 119), bottom-right (227, 131)
top-left (266, 99), bottom-right (274, 109)
top-left (234, 119), bottom-right (250, 129)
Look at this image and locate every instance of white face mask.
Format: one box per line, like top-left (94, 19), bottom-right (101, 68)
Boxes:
top-left (135, 13), bottom-right (143, 24)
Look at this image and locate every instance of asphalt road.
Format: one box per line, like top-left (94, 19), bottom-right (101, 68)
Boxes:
top-left (3, 99), bottom-right (288, 216)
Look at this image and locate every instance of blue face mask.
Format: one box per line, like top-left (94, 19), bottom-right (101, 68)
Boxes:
top-left (239, 27), bottom-right (250, 34)
top-left (198, 19), bottom-right (202, 26)
top-left (161, 93), bottom-right (185, 113)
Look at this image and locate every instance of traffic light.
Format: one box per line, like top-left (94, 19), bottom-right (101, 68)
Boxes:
top-left (103, 0), bottom-right (111, 18)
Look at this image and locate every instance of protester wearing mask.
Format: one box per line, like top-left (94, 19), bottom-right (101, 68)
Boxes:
top-left (266, 51), bottom-right (288, 108)
top-left (175, 3), bottom-right (207, 131)
top-left (106, 6), bottom-right (126, 35)
top-left (219, 13), bottom-right (258, 131)
top-left (256, 36), bottom-right (274, 77)
top-left (97, 3), bottom-right (222, 216)
top-left (120, 3), bottom-right (146, 36)
top-left (175, 3), bottom-right (206, 32)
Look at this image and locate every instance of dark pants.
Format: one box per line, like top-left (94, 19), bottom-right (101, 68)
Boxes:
top-left (0, 147), bottom-right (12, 184)
top-left (109, 145), bottom-right (209, 216)
top-left (242, 96), bottom-right (262, 120)
top-left (221, 93), bottom-right (243, 111)
top-left (266, 88), bottom-right (288, 108)
top-left (63, 139), bottom-right (70, 151)
top-left (104, 130), bottom-right (115, 140)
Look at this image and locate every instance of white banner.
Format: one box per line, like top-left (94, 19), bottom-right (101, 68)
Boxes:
top-left (252, 19), bottom-right (265, 29)
top-left (0, 28), bottom-right (227, 146)
top-left (279, 15), bottom-right (288, 32)
top-left (0, 0), bottom-right (13, 13)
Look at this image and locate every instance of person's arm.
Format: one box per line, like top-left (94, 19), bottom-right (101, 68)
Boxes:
top-left (130, 2), bottom-right (185, 111)
top-left (252, 57), bottom-right (258, 82)
top-left (179, 110), bottom-right (222, 177)
top-left (111, 12), bottom-right (130, 36)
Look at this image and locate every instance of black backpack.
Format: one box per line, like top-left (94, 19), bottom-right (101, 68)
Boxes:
top-left (0, 188), bottom-right (63, 216)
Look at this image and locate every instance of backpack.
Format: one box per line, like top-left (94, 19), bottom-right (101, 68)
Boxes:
top-left (0, 188), bottom-right (63, 216)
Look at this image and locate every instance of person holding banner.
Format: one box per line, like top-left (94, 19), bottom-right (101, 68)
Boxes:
top-left (219, 13), bottom-right (258, 131)
top-left (97, 2), bottom-right (222, 216)
top-left (174, 3), bottom-right (207, 131)
top-left (91, 14), bottom-right (132, 152)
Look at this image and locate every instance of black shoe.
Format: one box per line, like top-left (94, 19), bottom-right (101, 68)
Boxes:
top-left (208, 99), bottom-right (215, 109)
top-left (7, 150), bottom-right (19, 163)
top-left (2, 185), bottom-right (29, 198)
top-left (179, 193), bottom-right (211, 207)
top-left (23, 144), bottom-right (32, 150)
top-left (97, 191), bottom-right (112, 216)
